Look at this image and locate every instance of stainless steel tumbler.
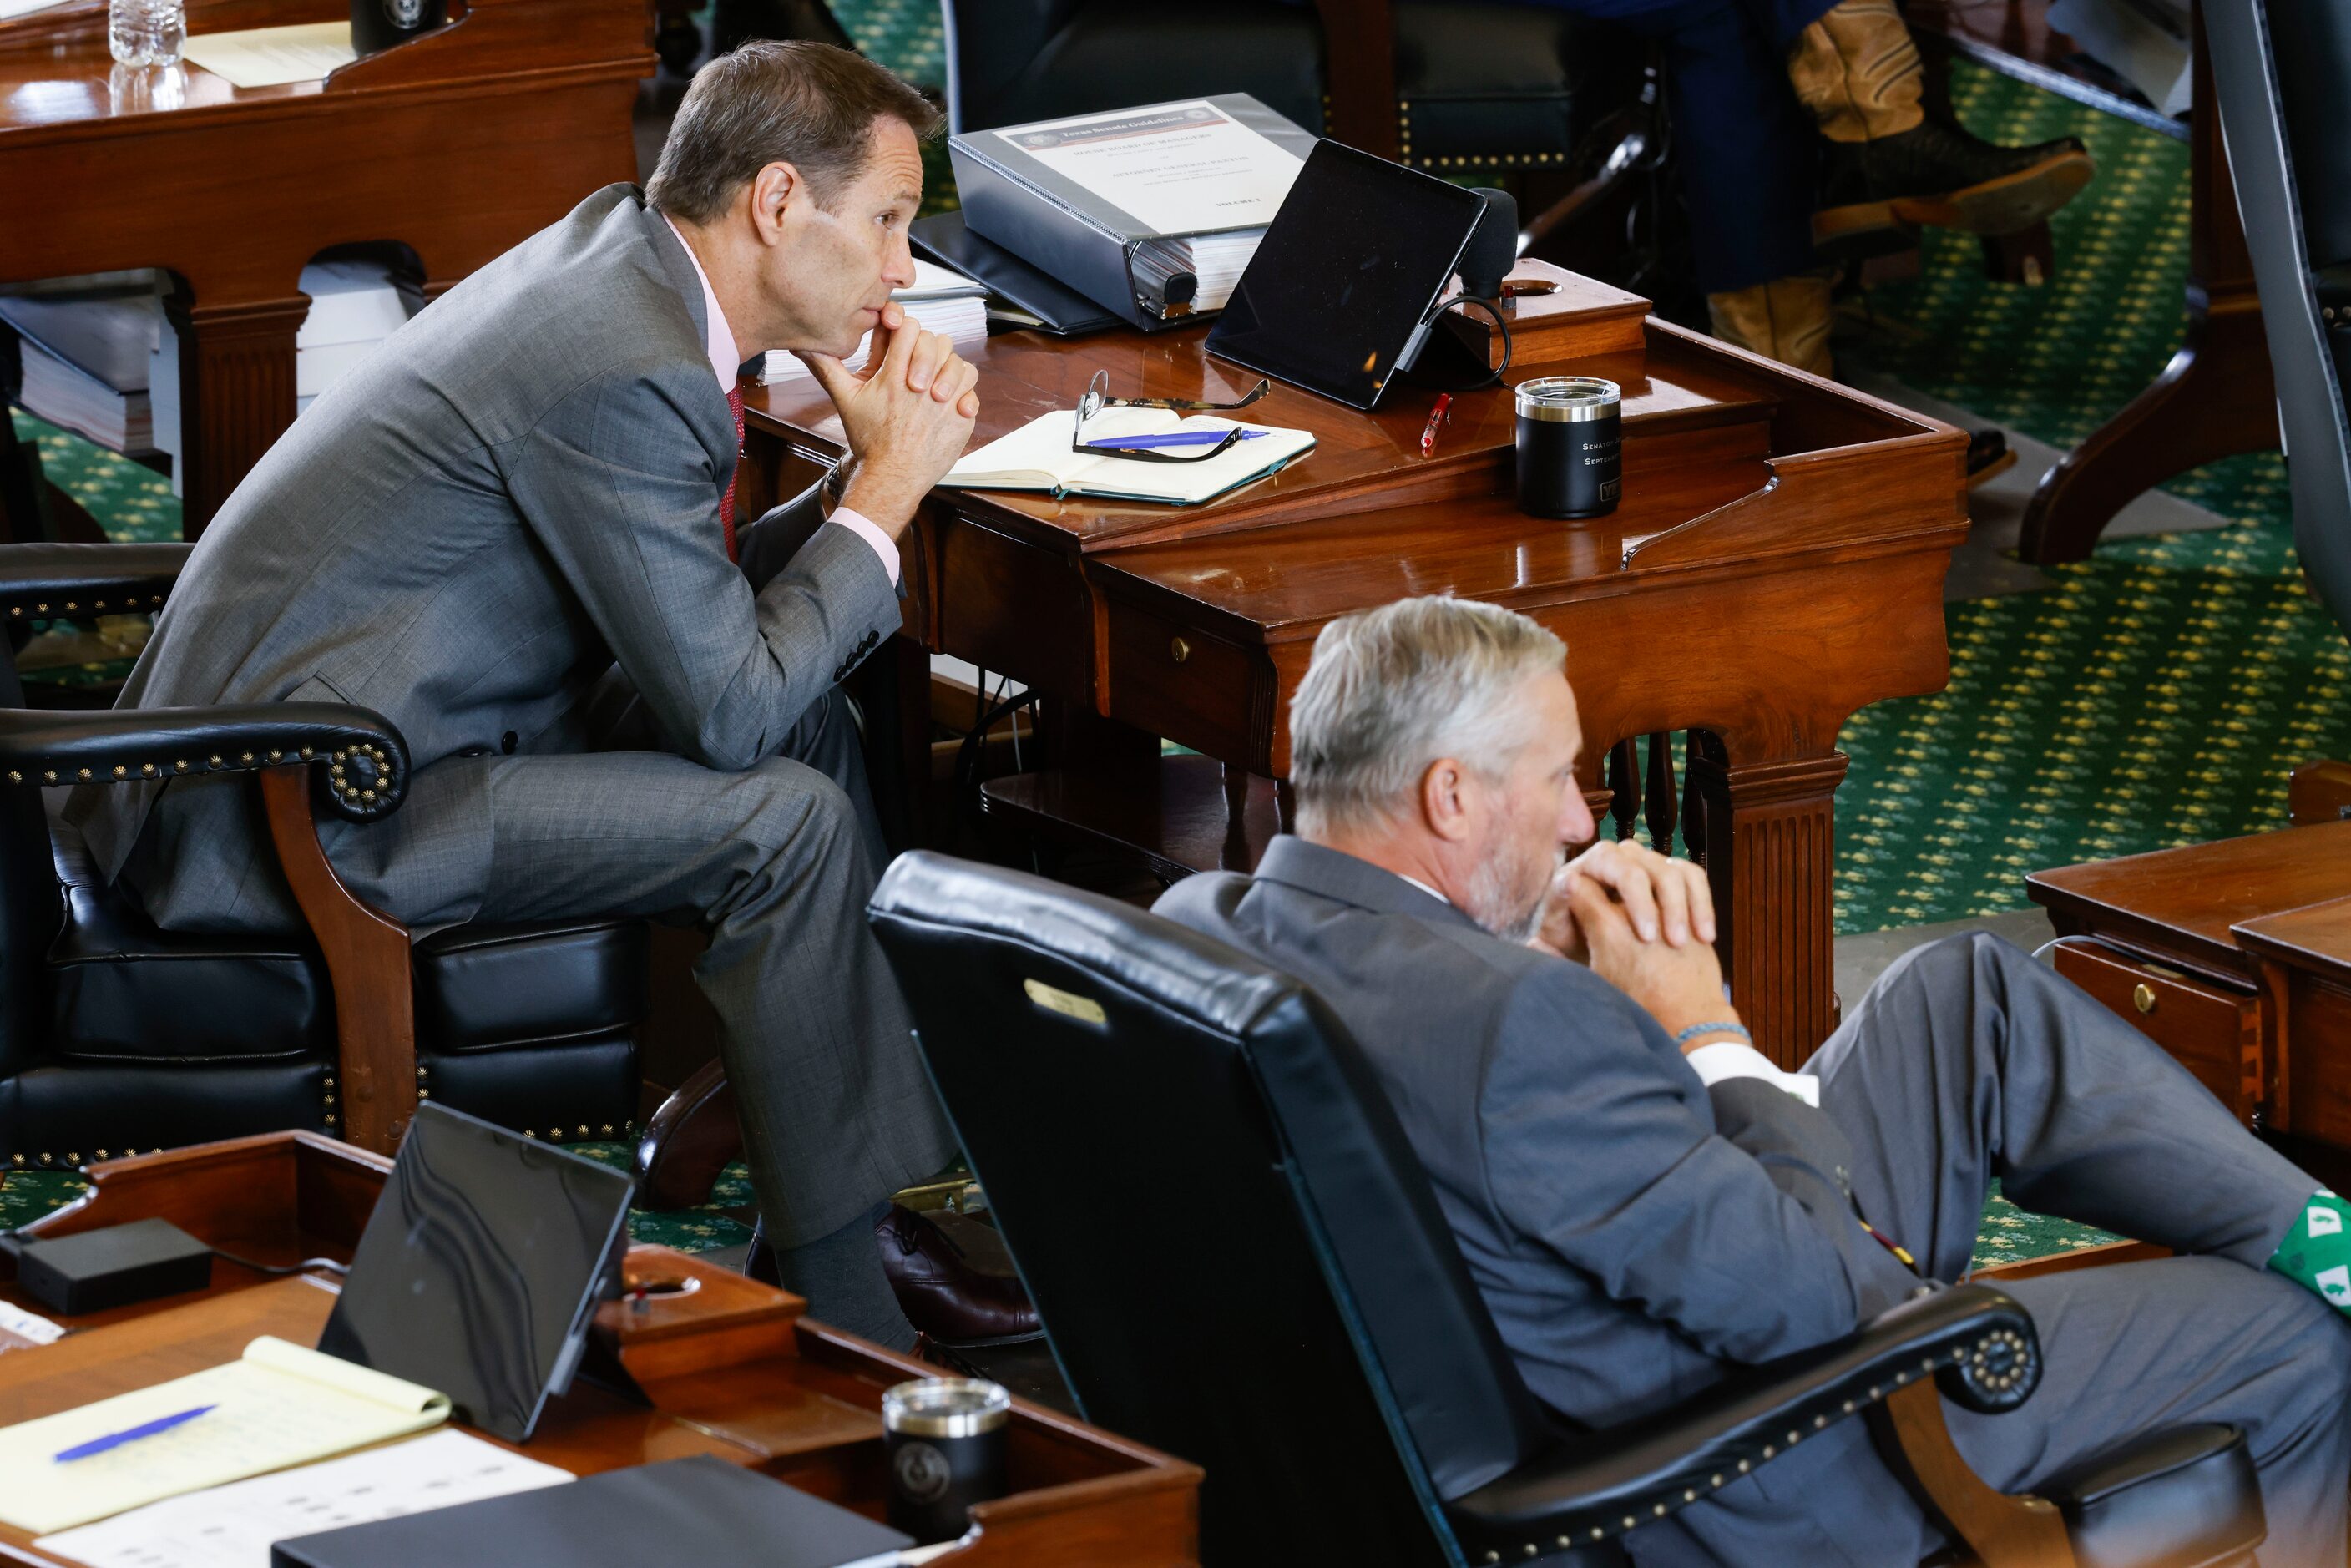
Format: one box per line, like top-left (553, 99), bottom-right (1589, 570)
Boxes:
top-left (1514, 376), bottom-right (1622, 519)
top-left (882, 1378), bottom-right (1012, 1543)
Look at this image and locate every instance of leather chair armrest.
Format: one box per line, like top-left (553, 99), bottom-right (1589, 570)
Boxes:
top-left (2038, 1424), bottom-right (2261, 1568)
top-left (1445, 1284), bottom-right (2040, 1560)
top-left (0, 543), bottom-right (195, 621)
top-left (0, 703), bottom-right (410, 823)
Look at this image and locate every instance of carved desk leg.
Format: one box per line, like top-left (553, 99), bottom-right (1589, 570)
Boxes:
top-left (1688, 744), bottom-right (1851, 1070)
top-left (2017, 3), bottom-right (2277, 565)
top-left (164, 294), bottom-right (309, 540)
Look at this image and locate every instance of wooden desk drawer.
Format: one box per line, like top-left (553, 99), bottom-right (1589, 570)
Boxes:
top-left (1100, 600), bottom-right (1267, 764)
top-left (2052, 939), bottom-right (2263, 1124)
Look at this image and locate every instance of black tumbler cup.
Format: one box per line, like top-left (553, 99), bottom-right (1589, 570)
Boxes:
top-left (882, 1378), bottom-right (1012, 1544)
top-left (1514, 376), bottom-right (1622, 519)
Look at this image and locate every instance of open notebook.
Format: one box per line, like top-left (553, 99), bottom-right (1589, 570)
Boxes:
top-left (944, 408), bottom-right (1313, 505)
top-left (0, 1337), bottom-right (447, 1534)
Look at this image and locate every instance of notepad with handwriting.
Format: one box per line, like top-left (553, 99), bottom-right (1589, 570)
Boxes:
top-left (0, 1337), bottom-right (448, 1534)
top-left (944, 408), bottom-right (1313, 505)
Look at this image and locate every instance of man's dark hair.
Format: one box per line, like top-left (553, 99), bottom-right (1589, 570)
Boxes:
top-left (646, 42), bottom-right (941, 224)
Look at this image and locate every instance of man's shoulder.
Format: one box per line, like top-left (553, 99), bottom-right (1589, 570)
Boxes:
top-left (395, 185), bottom-right (708, 413)
top-left (1151, 868), bottom-right (1253, 933)
top-left (1154, 867), bottom-right (1614, 1013)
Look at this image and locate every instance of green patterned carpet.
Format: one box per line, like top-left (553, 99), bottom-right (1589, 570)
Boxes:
top-left (0, 1143), bottom-right (757, 1256)
top-left (8, 42), bottom-right (2308, 1275)
top-left (1835, 63), bottom-right (2350, 933)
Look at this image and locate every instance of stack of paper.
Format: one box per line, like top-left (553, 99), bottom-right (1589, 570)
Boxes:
top-left (0, 1335), bottom-right (449, 1535)
top-left (1132, 230), bottom-right (1261, 317)
top-left (34, 1429), bottom-right (570, 1568)
top-left (294, 260), bottom-right (420, 416)
top-left (149, 259), bottom-right (417, 495)
top-left (760, 259), bottom-right (988, 385)
top-left (0, 292), bottom-right (160, 455)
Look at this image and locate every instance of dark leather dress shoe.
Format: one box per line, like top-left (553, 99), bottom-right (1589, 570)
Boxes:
top-left (1818, 121), bottom-right (2094, 247)
top-left (876, 1203), bottom-right (1044, 1347)
top-left (1965, 427), bottom-right (2016, 488)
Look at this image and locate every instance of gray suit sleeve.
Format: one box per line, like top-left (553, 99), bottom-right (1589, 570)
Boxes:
top-left (733, 472), bottom-right (830, 595)
top-left (1476, 973), bottom-right (1904, 1364)
top-left (1707, 1076), bottom-right (1865, 1218)
top-left (503, 361), bottom-right (898, 770)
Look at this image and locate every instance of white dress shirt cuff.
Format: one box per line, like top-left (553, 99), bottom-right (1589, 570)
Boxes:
top-left (827, 508), bottom-right (901, 586)
top-left (1686, 1040), bottom-right (1820, 1108)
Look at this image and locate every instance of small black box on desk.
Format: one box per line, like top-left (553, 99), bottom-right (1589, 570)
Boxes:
top-left (8, 1218), bottom-right (212, 1316)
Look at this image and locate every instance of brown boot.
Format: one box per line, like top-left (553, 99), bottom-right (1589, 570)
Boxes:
top-left (1787, 0), bottom-right (1923, 144)
top-left (1706, 273), bottom-right (1835, 379)
top-left (1790, 0), bottom-right (2093, 246)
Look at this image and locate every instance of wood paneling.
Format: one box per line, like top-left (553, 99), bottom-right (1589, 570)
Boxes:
top-left (0, 0), bottom-right (650, 534)
top-left (2050, 939), bottom-right (2263, 1122)
top-left (2030, 819), bottom-right (2351, 987)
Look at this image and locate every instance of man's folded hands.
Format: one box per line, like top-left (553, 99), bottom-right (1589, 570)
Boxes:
top-left (1533, 840), bottom-right (1746, 1053)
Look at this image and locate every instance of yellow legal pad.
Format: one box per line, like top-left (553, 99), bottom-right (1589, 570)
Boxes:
top-left (0, 1336), bottom-right (448, 1534)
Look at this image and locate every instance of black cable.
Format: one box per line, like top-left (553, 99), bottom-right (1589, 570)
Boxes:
top-left (207, 1244), bottom-right (348, 1277)
top-left (1408, 295), bottom-right (1514, 393)
top-left (955, 686), bottom-right (1044, 814)
top-left (1434, 295), bottom-right (1513, 386)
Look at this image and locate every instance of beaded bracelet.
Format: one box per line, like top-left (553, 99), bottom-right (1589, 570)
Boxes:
top-left (1672, 1021), bottom-right (1751, 1047)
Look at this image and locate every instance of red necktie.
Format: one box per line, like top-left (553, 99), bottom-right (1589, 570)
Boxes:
top-left (720, 383), bottom-right (744, 561)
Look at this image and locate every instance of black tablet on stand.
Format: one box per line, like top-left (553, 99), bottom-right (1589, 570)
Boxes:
top-left (316, 1102), bottom-right (635, 1442)
top-left (1206, 139), bottom-right (1488, 411)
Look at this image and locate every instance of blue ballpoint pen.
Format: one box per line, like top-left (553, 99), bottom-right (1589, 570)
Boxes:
top-left (1089, 429), bottom-right (1270, 450)
top-left (54, 1404), bottom-right (216, 1462)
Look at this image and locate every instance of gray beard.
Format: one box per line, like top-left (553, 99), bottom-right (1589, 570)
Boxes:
top-left (1462, 850), bottom-right (1545, 945)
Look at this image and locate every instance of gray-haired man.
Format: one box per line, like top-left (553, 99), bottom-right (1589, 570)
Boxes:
top-left (1155, 595), bottom-right (2351, 1564)
top-left (72, 43), bottom-right (971, 1347)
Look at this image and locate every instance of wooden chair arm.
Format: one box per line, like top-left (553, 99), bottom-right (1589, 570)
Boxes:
top-left (1879, 1380), bottom-right (2075, 1567)
top-left (260, 766), bottom-right (419, 1155)
top-left (1311, 0), bottom-right (1401, 160)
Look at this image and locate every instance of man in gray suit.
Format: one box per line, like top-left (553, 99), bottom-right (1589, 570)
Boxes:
top-left (70, 43), bottom-right (977, 1347)
top-left (1156, 596), bottom-right (2351, 1565)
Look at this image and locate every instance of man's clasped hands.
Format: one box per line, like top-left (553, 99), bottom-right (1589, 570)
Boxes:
top-left (1534, 838), bottom-right (1745, 1054)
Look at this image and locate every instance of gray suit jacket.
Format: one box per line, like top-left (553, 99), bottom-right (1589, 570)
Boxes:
top-left (72, 185), bottom-right (900, 932)
top-left (1154, 837), bottom-right (1919, 1429)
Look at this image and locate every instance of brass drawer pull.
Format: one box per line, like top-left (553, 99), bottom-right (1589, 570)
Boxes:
top-left (1170, 636), bottom-right (1191, 665)
top-left (2133, 983), bottom-right (2156, 1015)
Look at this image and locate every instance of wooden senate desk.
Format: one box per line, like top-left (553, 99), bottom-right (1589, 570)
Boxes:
top-left (0, 1133), bottom-right (1201, 1566)
top-left (743, 271), bottom-right (1972, 1067)
top-left (2031, 816), bottom-right (2351, 1186)
top-left (0, 0), bottom-right (650, 537)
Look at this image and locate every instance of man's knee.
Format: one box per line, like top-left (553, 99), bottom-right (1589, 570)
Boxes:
top-left (1864, 930), bottom-right (2022, 1016)
top-left (2268, 1277), bottom-right (2351, 1418)
top-left (705, 756), bottom-right (868, 915)
top-left (740, 756), bottom-right (859, 854)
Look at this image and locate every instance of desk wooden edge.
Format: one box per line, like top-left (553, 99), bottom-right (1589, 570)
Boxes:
top-left (0, 1134), bottom-right (1203, 1568)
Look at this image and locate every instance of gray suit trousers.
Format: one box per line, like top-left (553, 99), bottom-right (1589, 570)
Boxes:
top-left (128, 685), bottom-right (953, 1252)
top-left (467, 690), bottom-right (952, 1249)
top-left (1651, 932), bottom-right (2349, 1566)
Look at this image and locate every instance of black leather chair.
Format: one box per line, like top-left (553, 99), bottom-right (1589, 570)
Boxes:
top-left (941, 0), bottom-right (1657, 256)
top-left (2206, 0), bottom-right (2351, 643)
top-left (0, 543), bottom-right (646, 1169)
top-left (867, 852), bottom-right (2266, 1568)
